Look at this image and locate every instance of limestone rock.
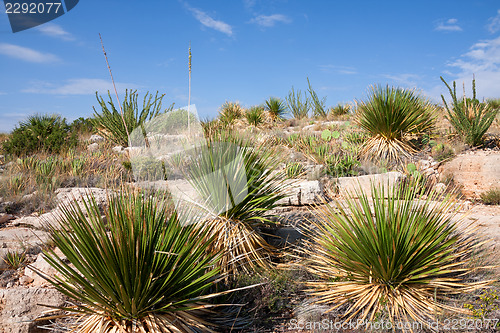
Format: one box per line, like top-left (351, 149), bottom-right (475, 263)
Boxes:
top-left (335, 171), bottom-right (404, 198)
top-left (87, 142), bottom-right (99, 151)
top-left (88, 134), bottom-right (105, 143)
top-left (439, 151), bottom-right (500, 199)
top-left (0, 287), bottom-right (66, 333)
top-left (277, 180), bottom-right (324, 206)
top-left (24, 254), bottom-right (58, 287)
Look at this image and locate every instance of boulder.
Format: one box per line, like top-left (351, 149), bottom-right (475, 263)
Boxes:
top-left (88, 134), bottom-right (105, 143)
top-left (335, 172), bottom-right (404, 198)
top-left (439, 151), bottom-right (500, 199)
top-left (277, 180), bottom-right (324, 206)
top-left (24, 254), bottom-right (59, 287)
top-left (0, 287), bottom-right (66, 333)
top-left (87, 142), bottom-right (99, 151)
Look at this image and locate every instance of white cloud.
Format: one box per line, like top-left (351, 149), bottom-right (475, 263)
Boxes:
top-left (0, 91), bottom-right (7, 95)
top-left (38, 23), bottom-right (75, 41)
top-left (243, 0), bottom-right (256, 10)
top-left (487, 9), bottom-right (500, 33)
top-left (187, 6), bottom-right (233, 36)
top-left (445, 36), bottom-right (500, 99)
top-left (435, 18), bottom-right (462, 32)
top-left (320, 64), bottom-right (357, 75)
top-left (0, 43), bottom-right (60, 63)
top-left (383, 73), bottom-right (422, 87)
top-left (22, 78), bottom-right (141, 95)
top-left (250, 14), bottom-right (291, 27)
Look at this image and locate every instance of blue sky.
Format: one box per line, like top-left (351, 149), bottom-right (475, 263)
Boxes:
top-left (1, 0), bottom-right (500, 133)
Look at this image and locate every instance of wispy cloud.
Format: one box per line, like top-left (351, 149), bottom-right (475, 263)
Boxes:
top-left (444, 36), bottom-right (500, 98)
top-left (250, 14), bottom-right (291, 27)
top-left (435, 18), bottom-right (462, 32)
top-left (38, 23), bottom-right (75, 41)
top-left (383, 73), bottom-right (422, 87)
top-left (0, 91), bottom-right (7, 95)
top-left (185, 4), bottom-right (233, 36)
top-left (319, 65), bottom-right (357, 75)
top-left (243, 0), bottom-right (256, 10)
top-left (0, 43), bottom-right (60, 63)
top-left (22, 78), bottom-right (141, 95)
top-left (487, 9), bottom-right (500, 33)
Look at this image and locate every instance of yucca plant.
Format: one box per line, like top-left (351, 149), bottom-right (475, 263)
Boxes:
top-left (245, 106), bottom-right (264, 127)
top-left (307, 77), bottom-right (327, 118)
top-left (36, 190), bottom-right (245, 332)
top-left (218, 101), bottom-right (244, 125)
top-left (264, 97), bottom-right (287, 122)
top-left (3, 250), bottom-right (26, 269)
top-left (182, 135), bottom-right (288, 278)
top-left (93, 90), bottom-right (173, 147)
top-left (440, 76), bottom-right (499, 147)
top-left (356, 85), bottom-right (436, 164)
top-left (299, 181), bottom-right (489, 331)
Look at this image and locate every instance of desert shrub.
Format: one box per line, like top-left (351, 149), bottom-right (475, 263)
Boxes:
top-left (3, 114), bottom-right (77, 156)
top-left (218, 101), bottom-right (244, 125)
top-left (299, 181), bottom-right (489, 330)
top-left (264, 97), bottom-right (287, 121)
top-left (441, 76), bottom-right (499, 147)
top-left (356, 85), bottom-right (436, 164)
top-left (130, 156), bottom-right (168, 181)
top-left (480, 188), bottom-right (500, 205)
top-left (245, 106), bottom-right (264, 127)
top-left (70, 117), bottom-right (95, 134)
top-left (307, 78), bottom-right (327, 118)
top-left (38, 190), bottom-right (244, 332)
top-left (93, 90), bottom-right (172, 147)
top-left (184, 134), bottom-right (288, 278)
top-left (286, 86), bottom-right (310, 119)
top-left (431, 142), bottom-right (455, 162)
top-left (3, 250), bottom-right (26, 269)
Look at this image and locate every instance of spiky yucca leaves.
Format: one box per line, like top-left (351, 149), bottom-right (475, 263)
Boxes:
top-left (185, 135), bottom-right (288, 278)
top-left (265, 97), bottom-right (287, 121)
top-left (440, 76), bottom-right (499, 147)
top-left (300, 182), bottom-right (488, 331)
top-left (356, 85), bottom-right (436, 164)
top-left (93, 90), bottom-right (173, 147)
top-left (245, 106), bottom-right (264, 127)
top-left (218, 101), bottom-right (244, 126)
top-left (37, 191), bottom-right (236, 333)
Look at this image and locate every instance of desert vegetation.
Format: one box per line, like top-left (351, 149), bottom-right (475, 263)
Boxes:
top-left (0, 76), bottom-right (499, 332)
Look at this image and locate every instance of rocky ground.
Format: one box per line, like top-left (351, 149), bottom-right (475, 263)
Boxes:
top-left (0, 147), bottom-right (499, 332)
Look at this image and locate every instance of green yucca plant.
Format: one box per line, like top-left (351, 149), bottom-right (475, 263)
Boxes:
top-left (218, 101), bottom-right (244, 125)
top-left (245, 106), bottom-right (264, 127)
top-left (299, 181), bottom-right (489, 331)
top-left (3, 250), bottom-right (26, 269)
top-left (36, 190), bottom-right (246, 333)
top-left (264, 97), bottom-right (287, 121)
top-left (285, 161), bottom-right (305, 179)
top-left (356, 85), bottom-right (436, 164)
top-left (183, 135), bottom-right (288, 278)
top-left (93, 90), bottom-right (173, 147)
top-left (440, 76), bottom-right (499, 147)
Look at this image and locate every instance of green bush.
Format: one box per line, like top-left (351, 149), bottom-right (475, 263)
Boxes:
top-left (356, 85), bottom-right (436, 164)
top-left (441, 76), bottom-right (499, 147)
top-left (286, 86), bottom-right (310, 119)
top-left (39, 191), bottom-right (240, 332)
top-left (245, 106), bottom-right (264, 126)
top-left (70, 117), bottom-right (95, 134)
top-left (218, 101), bottom-right (244, 125)
top-left (431, 143), bottom-right (455, 162)
top-left (93, 90), bottom-right (173, 147)
top-left (3, 114), bottom-right (77, 156)
top-left (264, 97), bottom-right (287, 121)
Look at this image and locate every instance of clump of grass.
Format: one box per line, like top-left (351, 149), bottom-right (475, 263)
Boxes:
top-left (441, 76), bottom-right (499, 147)
top-left (431, 142), bottom-right (455, 162)
top-left (480, 188), bottom-right (500, 205)
top-left (285, 161), bottom-right (305, 179)
top-left (286, 86), bottom-right (310, 119)
top-left (329, 103), bottom-right (351, 117)
top-left (356, 85), bottom-right (436, 164)
top-left (299, 180), bottom-right (490, 330)
top-left (3, 250), bottom-right (26, 270)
